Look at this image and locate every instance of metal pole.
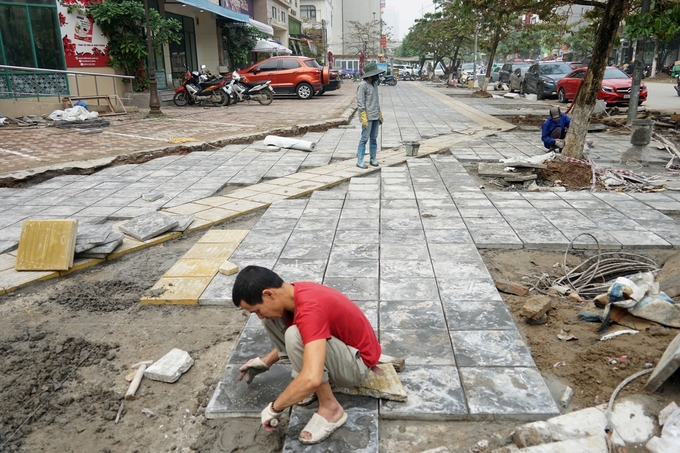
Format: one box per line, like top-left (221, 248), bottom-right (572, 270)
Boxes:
top-left (626, 0), bottom-right (650, 125)
top-left (143, 0), bottom-right (162, 115)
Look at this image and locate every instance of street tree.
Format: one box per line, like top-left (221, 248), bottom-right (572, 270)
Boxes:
top-left (624, 0), bottom-right (680, 75)
top-left (344, 20), bottom-right (392, 57)
top-left (562, 0), bottom-right (627, 159)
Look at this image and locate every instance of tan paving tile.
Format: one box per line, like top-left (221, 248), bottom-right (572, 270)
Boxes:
top-left (182, 243), bottom-right (237, 260)
top-left (219, 199), bottom-right (266, 214)
top-left (309, 175), bottom-right (344, 184)
top-left (198, 230), bottom-right (249, 244)
top-left (290, 180), bottom-right (330, 191)
top-left (165, 259), bottom-right (223, 278)
top-left (193, 196), bottom-right (236, 208)
top-left (219, 260), bottom-right (239, 275)
top-left (16, 219), bottom-right (78, 271)
top-left (268, 186), bottom-right (311, 197)
top-left (246, 192), bottom-right (287, 204)
top-left (161, 203), bottom-right (211, 215)
top-left (139, 277), bottom-right (213, 304)
top-left (225, 188), bottom-right (262, 199)
top-left (0, 268), bottom-right (59, 293)
top-left (193, 207), bottom-right (240, 223)
top-left (246, 183), bottom-right (283, 193)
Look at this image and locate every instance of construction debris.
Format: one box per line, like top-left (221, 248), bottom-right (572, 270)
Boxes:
top-left (144, 348), bottom-right (194, 383)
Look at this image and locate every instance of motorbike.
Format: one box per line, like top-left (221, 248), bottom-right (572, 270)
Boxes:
top-left (173, 65), bottom-right (226, 107)
top-left (223, 71), bottom-right (274, 106)
top-left (675, 73), bottom-right (680, 97)
top-left (380, 74), bottom-right (397, 86)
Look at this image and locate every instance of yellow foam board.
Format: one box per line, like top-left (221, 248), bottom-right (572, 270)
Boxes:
top-left (15, 219), bottom-right (78, 271)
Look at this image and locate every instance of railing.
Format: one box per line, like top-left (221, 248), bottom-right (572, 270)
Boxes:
top-left (0, 64), bottom-right (134, 103)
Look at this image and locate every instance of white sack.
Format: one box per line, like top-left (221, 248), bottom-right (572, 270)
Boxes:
top-left (48, 106), bottom-right (98, 122)
top-left (263, 135), bottom-right (316, 152)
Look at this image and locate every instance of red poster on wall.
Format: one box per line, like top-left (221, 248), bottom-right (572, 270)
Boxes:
top-left (58, 0), bottom-right (110, 67)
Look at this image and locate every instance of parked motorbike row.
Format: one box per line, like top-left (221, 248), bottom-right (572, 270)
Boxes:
top-left (173, 65), bottom-right (274, 107)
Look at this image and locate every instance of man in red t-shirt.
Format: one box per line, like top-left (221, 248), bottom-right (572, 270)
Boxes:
top-left (232, 265), bottom-right (381, 445)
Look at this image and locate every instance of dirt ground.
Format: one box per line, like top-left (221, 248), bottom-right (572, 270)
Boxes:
top-left (3, 163), bottom-right (680, 452)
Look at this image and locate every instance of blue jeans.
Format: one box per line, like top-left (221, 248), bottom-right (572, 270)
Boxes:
top-left (357, 120), bottom-right (380, 166)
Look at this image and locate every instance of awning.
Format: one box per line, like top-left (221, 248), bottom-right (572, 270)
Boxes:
top-left (249, 19), bottom-right (273, 36)
top-left (252, 39), bottom-right (292, 55)
top-left (175, 0), bottom-right (249, 23)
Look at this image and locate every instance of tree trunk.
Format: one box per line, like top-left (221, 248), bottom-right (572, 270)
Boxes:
top-left (481, 25), bottom-right (502, 92)
top-left (651, 39), bottom-right (658, 77)
top-left (562, 0), bottom-right (627, 159)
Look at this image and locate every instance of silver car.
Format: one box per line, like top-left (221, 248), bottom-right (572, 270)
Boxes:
top-left (509, 67), bottom-right (529, 93)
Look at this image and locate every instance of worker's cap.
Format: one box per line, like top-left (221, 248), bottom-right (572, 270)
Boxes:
top-left (550, 106), bottom-right (561, 120)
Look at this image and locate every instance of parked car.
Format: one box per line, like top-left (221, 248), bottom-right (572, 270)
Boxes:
top-left (499, 61), bottom-right (532, 84)
top-left (238, 56), bottom-right (328, 99)
top-left (508, 66), bottom-right (530, 93)
top-left (489, 66), bottom-right (502, 83)
top-left (521, 61), bottom-right (573, 99)
top-left (555, 66), bottom-right (648, 106)
top-left (318, 69), bottom-right (342, 95)
top-left (393, 64), bottom-right (414, 79)
top-left (459, 63), bottom-right (475, 80)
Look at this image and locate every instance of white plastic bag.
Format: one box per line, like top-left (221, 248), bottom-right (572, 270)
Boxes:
top-left (48, 106), bottom-right (98, 122)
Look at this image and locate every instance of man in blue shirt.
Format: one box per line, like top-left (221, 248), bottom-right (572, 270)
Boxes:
top-left (542, 106), bottom-right (571, 152)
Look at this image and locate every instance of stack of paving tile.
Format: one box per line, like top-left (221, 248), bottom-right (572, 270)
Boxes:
top-left (478, 162), bottom-right (546, 183)
top-left (74, 223), bottom-right (125, 259)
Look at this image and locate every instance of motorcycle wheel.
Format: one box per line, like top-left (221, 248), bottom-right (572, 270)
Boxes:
top-left (388, 79), bottom-right (397, 86)
top-left (212, 90), bottom-right (227, 106)
top-left (257, 90), bottom-right (274, 105)
top-left (173, 91), bottom-right (189, 107)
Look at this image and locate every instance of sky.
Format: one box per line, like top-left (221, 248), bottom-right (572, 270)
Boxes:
top-left (387, 0), bottom-right (436, 40)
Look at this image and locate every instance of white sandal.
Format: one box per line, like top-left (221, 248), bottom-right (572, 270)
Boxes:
top-left (299, 412), bottom-right (348, 445)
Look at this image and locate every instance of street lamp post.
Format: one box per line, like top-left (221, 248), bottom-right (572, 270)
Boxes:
top-left (143, 0), bottom-right (162, 115)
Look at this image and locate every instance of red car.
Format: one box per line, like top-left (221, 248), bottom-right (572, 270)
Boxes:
top-left (556, 66), bottom-right (647, 106)
top-left (238, 56), bottom-right (329, 100)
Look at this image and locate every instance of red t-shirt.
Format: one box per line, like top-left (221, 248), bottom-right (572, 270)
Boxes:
top-left (287, 282), bottom-right (381, 367)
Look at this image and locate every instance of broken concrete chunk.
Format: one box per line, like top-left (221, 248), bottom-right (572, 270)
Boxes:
top-left (659, 402), bottom-right (679, 426)
top-left (119, 212), bottom-right (178, 242)
top-left (144, 348), bottom-right (194, 383)
top-left (333, 363), bottom-right (407, 401)
top-left (218, 260), bottom-right (239, 276)
top-left (521, 295), bottom-right (551, 319)
top-left (645, 332), bottom-right (680, 392)
top-left (504, 93), bottom-right (520, 99)
top-left (79, 233), bottom-right (124, 257)
top-left (142, 191), bottom-right (164, 202)
top-left (560, 386), bottom-right (574, 407)
top-left (496, 279), bottom-right (529, 296)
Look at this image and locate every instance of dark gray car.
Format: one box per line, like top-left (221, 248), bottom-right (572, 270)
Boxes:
top-left (522, 62), bottom-right (573, 99)
top-left (499, 61), bottom-right (532, 84)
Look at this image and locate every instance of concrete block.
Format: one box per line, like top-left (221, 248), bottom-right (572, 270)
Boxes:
top-left (76, 223), bottom-right (113, 244)
top-left (144, 348), bottom-right (194, 383)
top-left (141, 191), bottom-right (164, 202)
top-left (504, 93), bottom-right (520, 99)
top-left (79, 233), bottom-right (124, 258)
top-left (522, 295), bottom-right (552, 320)
top-left (218, 260), bottom-right (239, 276)
top-left (497, 279), bottom-right (529, 296)
top-left (525, 93), bottom-right (538, 101)
top-left (16, 219), bottom-right (78, 271)
top-left (659, 401), bottom-right (679, 426)
top-left (646, 332), bottom-right (680, 392)
top-left (333, 363), bottom-right (407, 402)
top-left (119, 212), bottom-right (178, 241)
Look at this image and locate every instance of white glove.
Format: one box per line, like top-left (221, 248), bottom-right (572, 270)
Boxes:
top-left (261, 402), bottom-right (283, 431)
top-left (554, 139), bottom-right (565, 149)
top-left (238, 357), bottom-right (269, 384)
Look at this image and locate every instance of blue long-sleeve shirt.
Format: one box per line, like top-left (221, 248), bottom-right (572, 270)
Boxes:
top-left (541, 113), bottom-right (571, 149)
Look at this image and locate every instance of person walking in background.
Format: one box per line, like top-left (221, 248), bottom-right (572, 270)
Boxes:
top-left (356, 63), bottom-right (385, 169)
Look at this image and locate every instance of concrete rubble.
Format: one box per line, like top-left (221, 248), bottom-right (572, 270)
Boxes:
top-left (144, 348), bottom-right (194, 383)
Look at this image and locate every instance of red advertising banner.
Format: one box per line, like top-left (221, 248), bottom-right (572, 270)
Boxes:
top-left (58, 0), bottom-right (110, 68)
top-left (380, 35), bottom-right (387, 48)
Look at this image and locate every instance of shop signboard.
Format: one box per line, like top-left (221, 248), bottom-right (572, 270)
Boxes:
top-left (58, 0), bottom-right (109, 67)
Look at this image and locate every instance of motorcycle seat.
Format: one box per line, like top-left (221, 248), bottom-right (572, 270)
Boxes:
top-left (244, 80), bottom-right (269, 88)
top-left (200, 79), bottom-right (223, 88)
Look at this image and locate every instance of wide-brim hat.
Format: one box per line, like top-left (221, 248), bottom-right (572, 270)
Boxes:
top-left (362, 63), bottom-right (385, 79)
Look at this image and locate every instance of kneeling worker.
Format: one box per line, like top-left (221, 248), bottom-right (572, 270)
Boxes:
top-left (232, 265), bottom-right (381, 445)
top-left (542, 106), bottom-right (571, 152)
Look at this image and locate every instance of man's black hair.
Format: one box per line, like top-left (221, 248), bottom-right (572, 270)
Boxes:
top-left (232, 265), bottom-right (284, 308)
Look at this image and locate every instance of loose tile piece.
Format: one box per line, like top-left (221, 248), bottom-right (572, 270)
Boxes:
top-left (16, 219), bottom-right (78, 271)
top-left (119, 212), bottom-right (178, 241)
top-left (333, 363), bottom-right (407, 401)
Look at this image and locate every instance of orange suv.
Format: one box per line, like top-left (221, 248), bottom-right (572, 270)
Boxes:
top-left (238, 56), bottom-right (329, 100)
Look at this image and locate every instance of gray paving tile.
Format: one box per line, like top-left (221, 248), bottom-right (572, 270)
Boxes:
top-left (274, 259), bottom-right (327, 283)
top-left (334, 229), bottom-right (379, 244)
top-left (326, 258), bottom-right (378, 279)
top-left (227, 325), bottom-right (272, 365)
top-left (469, 229), bottom-right (523, 249)
top-left (205, 365), bottom-right (292, 418)
top-left (380, 366), bottom-right (468, 420)
top-left (323, 277), bottom-right (378, 301)
top-left (423, 228), bottom-right (474, 244)
top-left (431, 260), bottom-right (491, 279)
top-left (459, 367), bottom-right (559, 419)
top-left (380, 243), bottom-right (430, 261)
top-left (437, 278), bottom-right (502, 303)
top-left (451, 330), bottom-right (534, 367)
top-left (284, 395), bottom-right (378, 453)
top-left (199, 272), bottom-right (236, 306)
top-left (379, 300), bottom-right (446, 330)
top-left (379, 329), bottom-right (455, 365)
top-left (380, 277), bottom-right (439, 301)
top-left (444, 301), bottom-right (517, 330)
top-left (329, 243), bottom-right (379, 260)
top-left (119, 212), bottom-right (178, 241)
top-left (380, 228), bottom-right (426, 244)
top-left (380, 259), bottom-right (435, 279)
top-left (607, 231), bottom-right (672, 248)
